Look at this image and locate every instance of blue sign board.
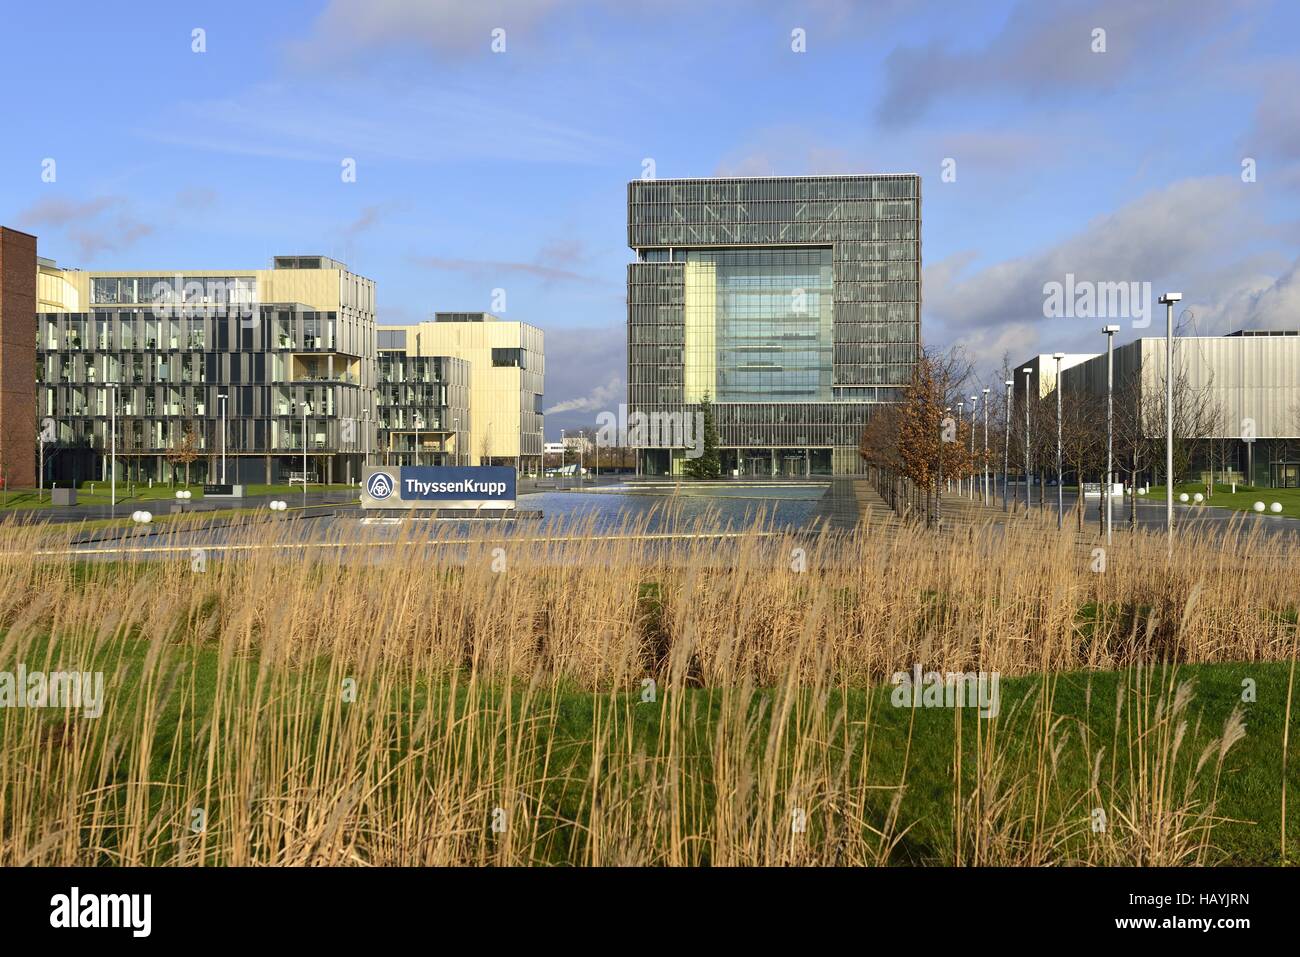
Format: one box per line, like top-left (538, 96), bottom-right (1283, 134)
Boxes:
top-left (362, 466), bottom-right (516, 509)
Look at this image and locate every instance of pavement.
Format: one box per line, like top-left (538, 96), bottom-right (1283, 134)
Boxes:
top-left (2, 489), bottom-right (361, 524)
top-left (872, 481), bottom-right (1300, 542)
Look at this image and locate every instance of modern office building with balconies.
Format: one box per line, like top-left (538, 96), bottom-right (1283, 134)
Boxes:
top-left (627, 174), bottom-right (921, 476)
top-left (375, 329), bottom-right (470, 467)
top-left (376, 313), bottom-right (544, 473)
top-left (35, 255), bottom-right (375, 485)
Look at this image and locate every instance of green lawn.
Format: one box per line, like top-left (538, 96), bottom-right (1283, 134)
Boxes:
top-left (0, 482), bottom-right (357, 510)
top-left (1138, 483), bottom-right (1300, 519)
top-left (8, 626), bottom-right (1296, 865)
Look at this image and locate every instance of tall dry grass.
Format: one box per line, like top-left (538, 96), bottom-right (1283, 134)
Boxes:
top-left (0, 504), bottom-right (1293, 865)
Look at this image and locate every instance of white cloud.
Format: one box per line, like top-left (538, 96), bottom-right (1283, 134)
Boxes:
top-left (877, 0), bottom-right (1246, 127)
top-left (925, 174), bottom-right (1283, 363)
top-left (140, 79), bottom-right (622, 167)
top-left (291, 0), bottom-right (586, 63)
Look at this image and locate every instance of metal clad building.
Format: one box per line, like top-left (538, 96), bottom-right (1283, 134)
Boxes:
top-left (627, 174), bottom-right (921, 476)
top-left (1059, 332), bottom-right (1300, 487)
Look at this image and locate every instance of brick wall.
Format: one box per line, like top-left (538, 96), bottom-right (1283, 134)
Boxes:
top-left (0, 227), bottom-right (37, 488)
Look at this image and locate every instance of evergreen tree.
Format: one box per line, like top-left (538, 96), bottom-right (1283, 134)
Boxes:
top-left (684, 393), bottom-right (721, 479)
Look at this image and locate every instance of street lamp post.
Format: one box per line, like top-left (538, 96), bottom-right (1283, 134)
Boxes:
top-left (218, 392), bottom-right (228, 484)
top-left (1053, 352), bottom-right (1064, 530)
top-left (944, 406), bottom-right (952, 495)
top-left (981, 388), bottom-right (990, 505)
top-left (951, 400), bottom-right (961, 496)
top-left (1103, 325), bottom-right (1120, 544)
top-left (296, 399), bottom-right (308, 506)
top-left (1003, 379), bottom-right (1013, 511)
top-left (106, 383), bottom-right (118, 515)
top-left (1022, 368), bottom-right (1034, 514)
top-left (969, 396), bottom-right (978, 500)
top-left (1159, 293), bottom-right (1182, 540)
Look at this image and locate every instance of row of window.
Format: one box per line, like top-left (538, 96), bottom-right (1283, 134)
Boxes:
top-left (38, 351), bottom-right (368, 388)
top-left (90, 276), bottom-right (257, 306)
top-left (629, 177), bottom-right (917, 204)
top-left (42, 384), bottom-right (342, 419)
top-left (630, 200), bottom-right (917, 226)
top-left (629, 222), bottom-right (918, 247)
top-left (628, 282), bottom-right (918, 308)
top-left (47, 418), bottom-right (344, 454)
top-left (39, 311), bottom-right (347, 354)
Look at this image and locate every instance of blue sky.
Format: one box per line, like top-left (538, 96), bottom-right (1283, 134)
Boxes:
top-left (3, 0), bottom-right (1298, 437)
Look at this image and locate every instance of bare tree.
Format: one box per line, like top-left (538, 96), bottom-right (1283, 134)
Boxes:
top-left (166, 423), bottom-right (200, 487)
top-left (860, 346), bottom-right (974, 528)
top-left (1059, 384), bottom-right (1105, 530)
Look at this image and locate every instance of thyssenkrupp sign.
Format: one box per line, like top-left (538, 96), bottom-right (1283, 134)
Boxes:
top-left (361, 466), bottom-right (516, 510)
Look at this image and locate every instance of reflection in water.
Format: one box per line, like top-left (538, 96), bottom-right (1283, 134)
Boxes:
top-left (514, 484), bottom-right (827, 533)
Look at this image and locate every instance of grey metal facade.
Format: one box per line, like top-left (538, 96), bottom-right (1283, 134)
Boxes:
top-left (627, 174), bottom-right (920, 475)
top-left (36, 302), bottom-right (375, 485)
top-left (1059, 332), bottom-right (1300, 487)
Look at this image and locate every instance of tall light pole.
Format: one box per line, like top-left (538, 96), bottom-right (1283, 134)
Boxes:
top-left (968, 396), bottom-right (978, 499)
top-left (1159, 293), bottom-right (1182, 540)
top-left (218, 392), bottom-right (228, 484)
top-left (956, 401), bottom-right (964, 496)
top-left (296, 398), bottom-right (309, 506)
top-left (1053, 352), bottom-right (1064, 530)
top-left (1022, 367), bottom-right (1034, 514)
top-left (981, 387), bottom-right (990, 505)
top-left (1103, 325), bottom-right (1120, 544)
top-left (944, 406), bottom-right (952, 494)
top-left (105, 383), bottom-right (119, 515)
top-left (561, 427), bottom-right (567, 487)
top-left (1003, 379), bottom-right (1013, 511)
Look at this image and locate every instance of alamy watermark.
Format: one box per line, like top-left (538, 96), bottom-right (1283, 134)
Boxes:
top-left (147, 275), bottom-right (259, 323)
top-left (0, 665), bottom-right (104, 719)
top-left (890, 665), bottom-right (1000, 718)
top-left (1043, 273), bottom-right (1152, 329)
top-left (595, 404), bottom-right (704, 459)
top-left (50, 887), bottom-right (150, 937)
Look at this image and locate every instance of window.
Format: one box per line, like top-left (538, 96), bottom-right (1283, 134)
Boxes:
top-left (492, 347), bottom-right (523, 368)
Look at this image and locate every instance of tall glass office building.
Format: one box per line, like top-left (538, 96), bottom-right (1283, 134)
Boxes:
top-left (627, 174), bottom-right (920, 476)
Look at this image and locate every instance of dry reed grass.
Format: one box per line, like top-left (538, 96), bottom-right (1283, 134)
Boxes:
top-left (0, 504), bottom-right (1293, 865)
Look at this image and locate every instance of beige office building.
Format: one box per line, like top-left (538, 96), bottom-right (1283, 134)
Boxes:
top-left (377, 313), bottom-right (543, 472)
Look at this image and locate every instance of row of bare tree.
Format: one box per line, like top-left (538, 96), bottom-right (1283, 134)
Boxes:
top-left (859, 346), bottom-right (1229, 531)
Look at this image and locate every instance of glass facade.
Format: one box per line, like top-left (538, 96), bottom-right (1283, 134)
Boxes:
top-left (684, 248), bottom-right (832, 403)
top-left (627, 174), bottom-right (921, 475)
